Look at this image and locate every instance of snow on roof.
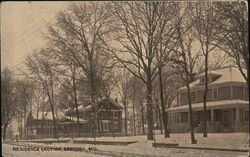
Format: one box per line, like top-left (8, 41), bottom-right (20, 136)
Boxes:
top-left (69, 98), bottom-right (123, 113)
top-left (167, 100), bottom-right (249, 112)
top-left (63, 116), bottom-right (87, 123)
top-left (78, 105), bottom-right (92, 112)
top-left (31, 111), bottom-right (66, 120)
top-left (195, 71), bottom-right (222, 79)
top-left (106, 98), bottom-right (124, 109)
top-left (178, 66), bottom-right (247, 91)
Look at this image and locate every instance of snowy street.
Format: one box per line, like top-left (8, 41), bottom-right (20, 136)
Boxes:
top-left (2, 133), bottom-right (249, 157)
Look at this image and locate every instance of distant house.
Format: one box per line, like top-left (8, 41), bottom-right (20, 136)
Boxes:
top-left (66, 98), bottom-right (123, 137)
top-left (26, 98), bottom-right (123, 139)
top-left (167, 66), bottom-right (249, 133)
top-left (26, 111), bottom-right (68, 139)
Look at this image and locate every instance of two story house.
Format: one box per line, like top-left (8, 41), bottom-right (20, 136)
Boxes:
top-left (26, 98), bottom-right (123, 139)
top-left (167, 66), bottom-right (249, 133)
top-left (65, 98), bottom-right (123, 137)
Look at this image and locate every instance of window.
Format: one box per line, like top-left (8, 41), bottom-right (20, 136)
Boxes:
top-left (244, 110), bottom-right (249, 121)
top-left (223, 110), bottom-right (230, 122)
top-left (244, 86), bottom-right (249, 99)
top-left (180, 112), bottom-right (188, 123)
top-left (212, 88), bottom-right (218, 100)
top-left (191, 91), bottom-right (196, 102)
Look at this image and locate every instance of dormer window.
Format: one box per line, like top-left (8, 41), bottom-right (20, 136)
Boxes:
top-left (196, 71), bottom-right (221, 85)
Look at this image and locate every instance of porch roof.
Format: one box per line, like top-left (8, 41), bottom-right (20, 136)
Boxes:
top-left (167, 100), bottom-right (249, 112)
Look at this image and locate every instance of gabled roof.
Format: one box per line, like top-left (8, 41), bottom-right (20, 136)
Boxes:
top-left (178, 66), bottom-right (247, 92)
top-left (79, 98), bottom-right (123, 112)
top-left (67, 98), bottom-right (123, 114)
top-left (104, 98), bottom-right (124, 109)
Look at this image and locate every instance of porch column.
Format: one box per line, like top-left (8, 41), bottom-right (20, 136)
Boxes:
top-left (188, 112), bottom-right (190, 123)
top-left (230, 108), bottom-right (234, 125)
top-left (211, 109), bottom-right (214, 121)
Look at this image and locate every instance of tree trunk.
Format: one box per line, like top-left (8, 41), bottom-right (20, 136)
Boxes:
top-left (140, 102), bottom-right (145, 135)
top-left (186, 81), bottom-right (196, 144)
top-left (146, 76), bottom-right (154, 140)
top-left (132, 100), bottom-right (136, 136)
top-left (132, 77), bottom-right (136, 136)
top-left (124, 101), bottom-right (128, 136)
top-left (158, 67), bottom-right (169, 138)
top-left (158, 105), bottom-right (163, 134)
top-left (20, 113), bottom-right (23, 140)
top-left (72, 72), bottom-right (80, 137)
top-left (17, 115), bottom-right (21, 139)
top-left (46, 86), bottom-right (57, 139)
top-left (24, 109), bottom-right (27, 140)
top-left (203, 54), bottom-right (208, 138)
top-left (3, 123), bottom-right (8, 141)
top-left (36, 105), bottom-right (39, 139)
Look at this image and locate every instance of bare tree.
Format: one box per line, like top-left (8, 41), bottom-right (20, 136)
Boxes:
top-left (1, 68), bottom-right (18, 141)
top-left (154, 3), bottom-right (177, 138)
top-left (131, 77), bottom-right (147, 135)
top-left (47, 2), bottom-right (116, 141)
top-left (191, 1), bottom-right (222, 138)
top-left (25, 49), bottom-right (59, 139)
top-left (15, 79), bottom-right (35, 139)
top-left (32, 84), bottom-right (47, 138)
top-left (112, 2), bottom-right (177, 140)
top-left (214, 2), bottom-right (248, 88)
top-left (114, 69), bottom-right (132, 136)
top-left (53, 61), bottom-right (82, 137)
top-left (173, 2), bottom-right (200, 144)
top-left (196, 50), bottom-right (233, 73)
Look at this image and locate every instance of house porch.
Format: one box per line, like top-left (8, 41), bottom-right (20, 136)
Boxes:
top-left (168, 106), bottom-right (249, 133)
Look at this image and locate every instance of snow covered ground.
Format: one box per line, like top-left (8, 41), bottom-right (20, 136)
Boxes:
top-left (5, 133), bottom-right (249, 157)
top-left (40, 132), bottom-right (249, 149)
top-left (155, 132), bottom-right (249, 149)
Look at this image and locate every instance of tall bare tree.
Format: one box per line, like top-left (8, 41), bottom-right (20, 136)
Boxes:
top-left (1, 68), bottom-right (18, 141)
top-left (112, 2), bottom-right (177, 140)
top-left (114, 69), bottom-right (132, 136)
top-left (53, 60), bottom-right (82, 137)
top-left (15, 79), bottom-right (35, 140)
top-left (191, 1), bottom-right (222, 138)
top-left (214, 2), bottom-right (248, 88)
top-left (173, 2), bottom-right (200, 144)
top-left (25, 49), bottom-right (59, 139)
top-left (47, 2), bottom-right (116, 141)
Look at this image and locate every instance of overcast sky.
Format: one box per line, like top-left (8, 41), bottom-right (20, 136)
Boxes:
top-left (1, 1), bottom-right (69, 75)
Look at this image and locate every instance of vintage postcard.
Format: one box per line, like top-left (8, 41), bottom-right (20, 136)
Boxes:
top-left (1, 1), bottom-right (249, 157)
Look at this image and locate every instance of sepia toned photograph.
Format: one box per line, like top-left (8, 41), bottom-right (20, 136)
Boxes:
top-left (1, 1), bottom-right (249, 157)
